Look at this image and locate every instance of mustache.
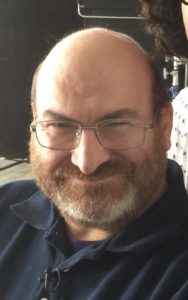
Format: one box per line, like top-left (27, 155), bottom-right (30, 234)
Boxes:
top-left (51, 159), bottom-right (135, 181)
top-left (29, 139), bottom-right (135, 181)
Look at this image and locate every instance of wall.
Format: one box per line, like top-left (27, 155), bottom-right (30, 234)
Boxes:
top-left (0, 0), bottom-right (83, 158)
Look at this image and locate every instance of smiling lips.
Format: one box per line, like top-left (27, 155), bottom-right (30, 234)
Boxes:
top-left (72, 174), bottom-right (118, 185)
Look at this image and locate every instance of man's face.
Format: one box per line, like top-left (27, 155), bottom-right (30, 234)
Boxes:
top-left (30, 35), bottom-right (171, 230)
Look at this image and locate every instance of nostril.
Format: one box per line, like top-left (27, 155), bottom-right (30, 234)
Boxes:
top-left (71, 139), bottom-right (110, 175)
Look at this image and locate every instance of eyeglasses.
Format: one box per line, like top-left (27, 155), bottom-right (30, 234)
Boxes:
top-left (30, 118), bottom-right (154, 151)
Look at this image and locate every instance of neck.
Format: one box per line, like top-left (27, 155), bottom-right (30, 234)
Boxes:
top-left (65, 218), bottom-right (116, 241)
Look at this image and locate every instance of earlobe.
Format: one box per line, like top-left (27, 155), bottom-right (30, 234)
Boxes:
top-left (159, 103), bottom-right (173, 151)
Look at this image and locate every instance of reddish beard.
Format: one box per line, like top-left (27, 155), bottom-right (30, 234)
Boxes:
top-left (29, 133), bottom-right (167, 230)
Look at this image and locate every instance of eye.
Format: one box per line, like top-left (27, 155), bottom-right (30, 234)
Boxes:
top-left (46, 122), bottom-right (66, 128)
top-left (39, 122), bottom-right (71, 135)
top-left (109, 122), bottom-right (131, 129)
top-left (103, 119), bottom-right (139, 128)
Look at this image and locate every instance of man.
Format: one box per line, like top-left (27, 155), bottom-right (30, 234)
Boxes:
top-left (0, 28), bottom-right (188, 299)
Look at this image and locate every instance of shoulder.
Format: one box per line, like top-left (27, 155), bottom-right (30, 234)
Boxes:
top-left (0, 180), bottom-right (42, 241)
top-left (173, 87), bottom-right (188, 110)
top-left (172, 88), bottom-right (188, 132)
top-left (0, 180), bottom-right (39, 207)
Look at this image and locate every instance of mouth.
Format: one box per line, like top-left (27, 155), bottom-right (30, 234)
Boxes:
top-left (72, 174), bottom-right (118, 185)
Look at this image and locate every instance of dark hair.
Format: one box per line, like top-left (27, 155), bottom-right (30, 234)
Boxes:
top-left (139, 0), bottom-right (188, 58)
top-left (148, 56), bottom-right (171, 117)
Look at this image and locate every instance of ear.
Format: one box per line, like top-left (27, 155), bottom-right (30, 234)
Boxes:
top-left (31, 102), bottom-right (38, 121)
top-left (158, 103), bottom-right (173, 151)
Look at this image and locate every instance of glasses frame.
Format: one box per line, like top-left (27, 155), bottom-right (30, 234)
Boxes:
top-left (30, 118), bottom-right (154, 151)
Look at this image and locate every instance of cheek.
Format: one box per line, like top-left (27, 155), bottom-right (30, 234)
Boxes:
top-left (115, 147), bottom-right (146, 165)
top-left (117, 130), bottom-right (161, 165)
top-left (40, 149), bottom-right (70, 167)
top-left (30, 136), bottom-right (70, 170)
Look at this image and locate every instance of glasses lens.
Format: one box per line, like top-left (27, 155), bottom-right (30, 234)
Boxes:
top-left (97, 119), bottom-right (145, 149)
top-left (35, 121), bottom-right (80, 150)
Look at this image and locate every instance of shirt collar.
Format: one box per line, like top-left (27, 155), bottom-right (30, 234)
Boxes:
top-left (11, 190), bottom-right (55, 230)
top-left (10, 160), bottom-right (188, 256)
top-left (107, 159), bottom-right (188, 254)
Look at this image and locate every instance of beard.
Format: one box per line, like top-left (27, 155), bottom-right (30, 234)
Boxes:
top-left (29, 132), bottom-right (167, 231)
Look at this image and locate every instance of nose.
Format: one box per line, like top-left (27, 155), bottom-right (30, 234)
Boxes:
top-left (71, 129), bottom-right (111, 175)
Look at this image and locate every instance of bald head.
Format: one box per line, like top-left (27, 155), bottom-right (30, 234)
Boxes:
top-left (31, 27), bottom-right (170, 118)
top-left (41, 27), bottom-right (148, 70)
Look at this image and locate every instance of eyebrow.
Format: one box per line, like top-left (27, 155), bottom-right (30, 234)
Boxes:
top-left (40, 110), bottom-right (76, 122)
top-left (40, 108), bottom-right (140, 122)
top-left (99, 109), bottom-right (140, 120)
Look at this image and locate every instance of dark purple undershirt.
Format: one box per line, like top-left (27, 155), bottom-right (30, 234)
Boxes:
top-left (69, 235), bottom-right (102, 252)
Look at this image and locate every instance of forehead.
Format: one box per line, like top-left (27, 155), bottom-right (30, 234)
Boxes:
top-left (35, 34), bottom-right (153, 122)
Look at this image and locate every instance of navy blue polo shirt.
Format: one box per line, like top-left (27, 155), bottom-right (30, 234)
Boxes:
top-left (0, 159), bottom-right (188, 300)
